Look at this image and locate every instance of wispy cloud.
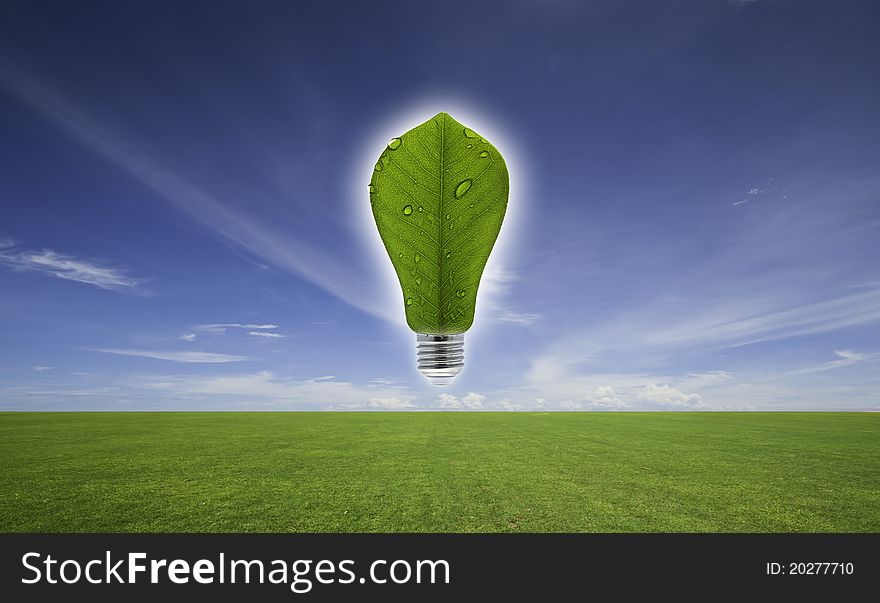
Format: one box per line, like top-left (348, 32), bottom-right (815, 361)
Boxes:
top-left (835, 349), bottom-right (866, 361)
top-left (479, 265), bottom-right (541, 327)
top-left (642, 290), bottom-right (880, 350)
top-left (0, 240), bottom-right (145, 293)
top-left (0, 60), bottom-right (390, 322)
top-left (180, 333), bottom-right (196, 342)
top-left (87, 348), bottom-right (252, 363)
top-left (495, 309), bottom-right (541, 326)
top-left (762, 349), bottom-right (873, 380)
top-left (733, 179), bottom-right (788, 207)
top-left (32, 366), bottom-right (53, 372)
top-left (248, 331), bottom-right (285, 338)
top-left (195, 323), bottom-right (279, 333)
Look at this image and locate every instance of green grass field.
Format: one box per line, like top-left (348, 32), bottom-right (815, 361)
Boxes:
top-left (0, 412), bottom-right (877, 532)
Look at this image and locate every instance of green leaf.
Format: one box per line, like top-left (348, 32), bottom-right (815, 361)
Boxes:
top-left (369, 112), bottom-right (509, 334)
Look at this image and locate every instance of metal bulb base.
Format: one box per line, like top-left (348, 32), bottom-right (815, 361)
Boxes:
top-left (416, 333), bottom-right (464, 386)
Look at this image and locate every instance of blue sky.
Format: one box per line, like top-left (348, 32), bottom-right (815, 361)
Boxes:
top-left (1, 0), bottom-right (878, 411)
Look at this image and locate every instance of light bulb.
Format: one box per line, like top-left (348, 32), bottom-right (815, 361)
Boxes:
top-left (369, 112), bottom-right (509, 385)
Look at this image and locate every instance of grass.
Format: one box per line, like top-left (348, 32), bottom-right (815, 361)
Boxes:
top-left (0, 412), bottom-right (877, 532)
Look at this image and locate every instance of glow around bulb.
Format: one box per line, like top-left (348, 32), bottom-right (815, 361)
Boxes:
top-left (369, 112), bottom-right (509, 385)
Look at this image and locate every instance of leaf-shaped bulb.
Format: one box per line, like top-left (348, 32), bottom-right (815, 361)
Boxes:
top-left (369, 112), bottom-right (509, 385)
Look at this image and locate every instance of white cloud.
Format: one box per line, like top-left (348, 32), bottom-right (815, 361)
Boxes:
top-left (462, 392), bottom-right (486, 408)
top-left (638, 384), bottom-right (704, 408)
top-left (582, 386), bottom-right (625, 409)
top-left (32, 366), bottom-right (53, 372)
top-left (0, 242), bottom-right (144, 293)
top-left (495, 400), bottom-right (524, 411)
top-left (834, 349), bottom-right (865, 361)
top-left (368, 397), bottom-right (416, 409)
top-left (180, 333), bottom-right (196, 342)
top-left (248, 331), bottom-right (285, 338)
top-left (516, 351), bottom-right (879, 411)
top-left (88, 348), bottom-right (252, 363)
top-left (196, 323), bottom-right (279, 333)
top-left (436, 393), bottom-right (461, 408)
top-left (520, 342), bottom-right (711, 409)
top-left (550, 387), bottom-right (625, 411)
top-left (495, 309), bottom-right (541, 326)
top-left (435, 392), bottom-right (485, 409)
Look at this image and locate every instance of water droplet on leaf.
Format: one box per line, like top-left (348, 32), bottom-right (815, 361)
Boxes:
top-left (479, 151), bottom-right (489, 158)
top-left (463, 127), bottom-right (478, 139)
top-left (455, 179), bottom-right (472, 199)
top-left (403, 204), bottom-right (413, 215)
top-left (445, 251), bottom-right (452, 259)
top-left (387, 137), bottom-right (402, 150)
top-left (406, 297), bottom-right (413, 306)
top-left (466, 144), bottom-right (473, 149)
top-left (414, 252), bottom-right (421, 263)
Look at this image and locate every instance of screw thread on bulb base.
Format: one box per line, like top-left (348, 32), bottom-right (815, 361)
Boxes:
top-left (416, 333), bottom-right (464, 386)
